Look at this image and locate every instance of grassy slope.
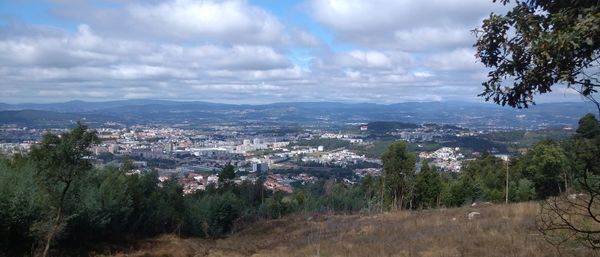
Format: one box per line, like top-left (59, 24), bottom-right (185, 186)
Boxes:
top-left (99, 202), bottom-right (592, 257)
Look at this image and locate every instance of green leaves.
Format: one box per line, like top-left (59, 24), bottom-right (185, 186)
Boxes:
top-left (218, 164), bottom-right (236, 183)
top-left (517, 140), bottom-right (569, 199)
top-left (413, 161), bottom-right (443, 209)
top-left (381, 141), bottom-right (417, 209)
top-left (475, 1), bottom-right (600, 112)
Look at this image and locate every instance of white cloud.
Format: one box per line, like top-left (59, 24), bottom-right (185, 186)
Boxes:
top-left (51, 0), bottom-right (317, 47)
top-left (126, 0), bottom-right (283, 44)
top-left (0, 22), bottom-right (308, 102)
top-left (347, 50), bottom-right (392, 68)
top-left (425, 48), bottom-right (479, 72)
top-left (308, 0), bottom-right (507, 51)
top-left (0, 0), bottom-right (585, 104)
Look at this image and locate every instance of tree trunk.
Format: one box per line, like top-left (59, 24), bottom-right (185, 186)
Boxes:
top-left (381, 179), bottom-right (385, 213)
top-left (41, 207), bottom-right (62, 257)
top-left (394, 191), bottom-right (397, 211)
top-left (41, 181), bottom-right (71, 257)
top-left (399, 194), bottom-right (404, 211)
top-left (505, 161), bottom-right (509, 204)
top-left (564, 172), bottom-right (568, 192)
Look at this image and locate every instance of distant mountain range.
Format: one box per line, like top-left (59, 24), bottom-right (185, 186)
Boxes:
top-left (0, 100), bottom-right (596, 130)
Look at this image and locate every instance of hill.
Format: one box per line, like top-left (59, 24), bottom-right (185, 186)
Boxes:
top-left (99, 202), bottom-right (592, 257)
top-left (0, 100), bottom-right (597, 129)
top-left (0, 110), bottom-right (121, 128)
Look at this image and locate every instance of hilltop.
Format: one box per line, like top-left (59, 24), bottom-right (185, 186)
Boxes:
top-left (98, 202), bottom-right (592, 257)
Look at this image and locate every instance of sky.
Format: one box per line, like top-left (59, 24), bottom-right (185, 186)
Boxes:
top-left (0, 0), bottom-right (586, 104)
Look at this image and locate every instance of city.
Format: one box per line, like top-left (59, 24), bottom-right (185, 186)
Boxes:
top-left (0, 115), bottom-right (564, 196)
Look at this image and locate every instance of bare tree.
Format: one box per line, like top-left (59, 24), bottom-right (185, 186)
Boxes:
top-left (537, 170), bottom-right (600, 250)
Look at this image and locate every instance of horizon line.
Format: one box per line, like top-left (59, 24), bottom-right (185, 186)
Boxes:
top-left (0, 98), bottom-right (590, 106)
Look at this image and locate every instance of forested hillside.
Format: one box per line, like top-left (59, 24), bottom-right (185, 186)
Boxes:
top-left (1, 113), bottom-right (599, 256)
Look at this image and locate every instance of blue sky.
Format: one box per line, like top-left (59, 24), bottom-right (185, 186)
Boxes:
top-left (0, 0), bottom-right (586, 104)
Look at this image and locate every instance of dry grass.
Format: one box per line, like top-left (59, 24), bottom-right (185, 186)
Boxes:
top-left (98, 202), bottom-right (597, 257)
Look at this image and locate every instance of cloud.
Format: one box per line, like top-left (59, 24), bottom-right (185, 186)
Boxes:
top-left (425, 48), bottom-right (480, 72)
top-left (0, 0), bottom-right (585, 104)
top-left (0, 21), bottom-right (494, 103)
top-left (308, 0), bottom-right (508, 51)
top-left (0, 22), bottom-right (308, 102)
top-left (50, 0), bottom-right (317, 47)
top-left (125, 0), bottom-right (283, 44)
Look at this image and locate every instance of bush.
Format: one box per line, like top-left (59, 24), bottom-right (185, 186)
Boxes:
top-left (183, 191), bottom-right (242, 237)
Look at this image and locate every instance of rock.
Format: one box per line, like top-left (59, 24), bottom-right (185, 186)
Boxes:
top-left (568, 193), bottom-right (585, 200)
top-left (468, 212), bottom-right (480, 220)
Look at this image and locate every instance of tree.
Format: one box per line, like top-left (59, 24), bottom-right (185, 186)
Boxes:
top-left (518, 140), bottom-right (569, 199)
top-left (381, 141), bottom-right (416, 210)
top-left (120, 155), bottom-right (134, 173)
top-left (413, 161), bottom-right (443, 209)
top-left (460, 152), bottom-right (507, 202)
top-left (359, 175), bottom-right (381, 211)
top-left (29, 122), bottom-right (99, 257)
top-left (537, 114), bottom-right (600, 249)
top-left (575, 113), bottom-right (600, 139)
top-left (0, 156), bottom-right (45, 256)
top-left (510, 178), bottom-right (536, 202)
top-left (218, 163), bottom-right (236, 183)
top-left (474, 0), bottom-right (600, 115)
top-left (65, 168), bottom-right (132, 242)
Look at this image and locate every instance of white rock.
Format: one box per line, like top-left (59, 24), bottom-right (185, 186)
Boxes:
top-left (468, 212), bottom-right (481, 220)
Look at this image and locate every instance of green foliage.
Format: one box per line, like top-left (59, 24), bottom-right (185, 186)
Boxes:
top-left (516, 140), bottom-right (569, 199)
top-left (259, 191), bottom-right (296, 219)
top-left (62, 168), bottom-right (132, 242)
top-left (120, 155), bottom-right (134, 173)
top-left (218, 164), bottom-right (236, 183)
top-left (29, 122), bottom-right (100, 257)
top-left (563, 114), bottom-right (600, 190)
top-left (234, 179), bottom-right (265, 208)
top-left (347, 140), bottom-right (392, 158)
top-left (440, 179), bottom-right (470, 207)
top-left (461, 153), bottom-right (507, 202)
top-left (475, 0), bottom-right (600, 112)
top-left (0, 157), bottom-right (46, 256)
top-left (2, 115), bottom-right (600, 255)
top-left (413, 161), bottom-right (443, 209)
top-left (575, 114), bottom-right (600, 139)
top-left (183, 191), bottom-right (242, 237)
top-left (510, 179), bottom-right (536, 202)
top-left (366, 121), bottom-right (419, 134)
top-left (485, 129), bottom-right (573, 151)
top-left (381, 141), bottom-right (416, 209)
top-left (130, 172), bottom-right (184, 235)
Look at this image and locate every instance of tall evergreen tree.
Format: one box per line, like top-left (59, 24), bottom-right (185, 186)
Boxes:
top-left (381, 141), bottom-right (416, 210)
top-left (413, 161), bottom-right (443, 209)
